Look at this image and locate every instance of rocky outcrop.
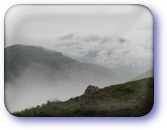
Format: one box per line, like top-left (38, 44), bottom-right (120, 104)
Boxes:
top-left (84, 85), bottom-right (99, 96)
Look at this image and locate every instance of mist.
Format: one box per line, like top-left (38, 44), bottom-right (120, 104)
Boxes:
top-left (5, 62), bottom-right (120, 113)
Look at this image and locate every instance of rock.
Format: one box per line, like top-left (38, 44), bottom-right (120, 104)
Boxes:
top-left (84, 85), bottom-right (99, 96)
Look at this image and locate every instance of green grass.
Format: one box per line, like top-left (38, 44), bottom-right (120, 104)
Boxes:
top-left (13, 77), bottom-right (154, 117)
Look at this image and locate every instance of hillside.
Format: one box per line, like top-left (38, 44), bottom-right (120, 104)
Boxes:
top-left (5, 44), bottom-right (117, 112)
top-left (13, 77), bottom-right (154, 117)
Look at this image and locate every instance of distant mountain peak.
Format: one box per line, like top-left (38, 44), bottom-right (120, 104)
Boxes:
top-left (132, 69), bottom-right (153, 81)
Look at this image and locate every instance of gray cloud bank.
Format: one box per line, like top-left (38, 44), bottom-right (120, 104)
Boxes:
top-left (55, 33), bottom-right (153, 80)
top-left (5, 61), bottom-right (117, 113)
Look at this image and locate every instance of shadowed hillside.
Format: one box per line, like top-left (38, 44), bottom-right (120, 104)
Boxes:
top-left (13, 77), bottom-right (154, 117)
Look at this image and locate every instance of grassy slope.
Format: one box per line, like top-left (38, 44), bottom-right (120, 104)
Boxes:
top-left (13, 77), bottom-right (154, 117)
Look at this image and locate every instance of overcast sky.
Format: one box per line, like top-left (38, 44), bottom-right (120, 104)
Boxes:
top-left (5, 5), bottom-right (153, 79)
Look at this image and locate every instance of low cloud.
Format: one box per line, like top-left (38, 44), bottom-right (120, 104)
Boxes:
top-left (59, 33), bottom-right (74, 40)
top-left (5, 5), bottom-right (153, 80)
top-left (52, 33), bottom-right (153, 79)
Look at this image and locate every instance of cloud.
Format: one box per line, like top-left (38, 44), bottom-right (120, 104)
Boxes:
top-left (59, 33), bottom-right (74, 40)
top-left (5, 5), bottom-right (153, 80)
top-left (51, 32), bottom-right (153, 80)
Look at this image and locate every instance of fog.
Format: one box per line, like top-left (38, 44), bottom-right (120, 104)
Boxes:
top-left (5, 63), bottom-right (119, 113)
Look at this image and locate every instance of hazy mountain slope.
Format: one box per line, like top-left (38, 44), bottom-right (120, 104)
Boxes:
top-left (5, 44), bottom-right (74, 81)
top-left (5, 44), bottom-right (116, 112)
top-left (13, 77), bottom-right (154, 117)
top-left (132, 69), bottom-right (153, 81)
top-left (5, 44), bottom-right (115, 84)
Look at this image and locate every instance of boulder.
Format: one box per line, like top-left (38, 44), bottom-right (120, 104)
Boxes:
top-left (84, 85), bottom-right (99, 96)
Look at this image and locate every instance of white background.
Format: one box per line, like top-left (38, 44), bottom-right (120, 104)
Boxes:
top-left (0, 0), bottom-right (166, 130)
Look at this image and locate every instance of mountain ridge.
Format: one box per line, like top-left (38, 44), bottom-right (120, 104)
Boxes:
top-left (5, 44), bottom-right (115, 83)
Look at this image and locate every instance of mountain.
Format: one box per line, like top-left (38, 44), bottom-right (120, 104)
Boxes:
top-left (132, 69), bottom-right (153, 81)
top-left (5, 44), bottom-right (116, 112)
top-left (13, 77), bottom-right (154, 117)
top-left (5, 44), bottom-right (116, 84)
